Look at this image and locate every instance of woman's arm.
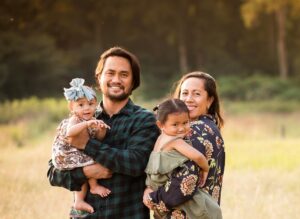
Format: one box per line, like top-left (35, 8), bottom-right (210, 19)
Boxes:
top-left (146, 160), bottom-right (200, 210)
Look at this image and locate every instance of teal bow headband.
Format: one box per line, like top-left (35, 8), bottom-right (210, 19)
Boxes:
top-left (64, 78), bottom-right (96, 101)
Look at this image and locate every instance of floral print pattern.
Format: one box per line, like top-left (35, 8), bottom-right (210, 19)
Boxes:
top-left (189, 115), bottom-right (225, 205)
top-left (203, 139), bottom-right (214, 160)
top-left (180, 174), bottom-right (198, 196)
top-left (148, 115), bottom-right (225, 218)
top-left (171, 210), bottom-right (186, 219)
top-left (52, 117), bottom-right (96, 170)
top-left (149, 159), bottom-right (201, 218)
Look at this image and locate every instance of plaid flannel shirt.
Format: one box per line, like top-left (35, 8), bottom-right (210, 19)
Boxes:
top-left (47, 99), bottom-right (160, 219)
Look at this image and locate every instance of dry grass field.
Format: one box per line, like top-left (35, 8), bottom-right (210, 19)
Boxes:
top-left (221, 112), bottom-right (300, 219)
top-left (0, 110), bottom-right (300, 219)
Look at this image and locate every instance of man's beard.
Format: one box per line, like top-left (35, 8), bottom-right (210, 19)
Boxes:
top-left (106, 84), bottom-right (132, 101)
top-left (106, 92), bottom-right (130, 101)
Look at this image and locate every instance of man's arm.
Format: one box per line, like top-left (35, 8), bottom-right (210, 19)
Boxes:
top-left (47, 159), bottom-right (86, 191)
top-left (84, 112), bottom-right (159, 176)
top-left (47, 160), bottom-right (112, 191)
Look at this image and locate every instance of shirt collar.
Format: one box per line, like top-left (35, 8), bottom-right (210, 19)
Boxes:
top-left (191, 114), bottom-right (216, 125)
top-left (95, 98), bottom-right (134, 118)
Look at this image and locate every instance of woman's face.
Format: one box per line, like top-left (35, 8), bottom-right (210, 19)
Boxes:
top-left (179, 77), bottom-right (213, 121)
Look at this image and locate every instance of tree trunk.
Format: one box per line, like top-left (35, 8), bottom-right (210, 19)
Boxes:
top-left (177, 1), bottom-right (188, 74)
top-left (94, 22), bottom-right (103, 52)
top-left (178, 37), bottom-right (188, 74)
top-left (275, 7), bottom-right (288, 80)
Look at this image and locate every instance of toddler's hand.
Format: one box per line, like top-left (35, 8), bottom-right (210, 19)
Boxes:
top-left (97, 120), bottom-right (110, 130)
top-left (199, 170), bottom-right (208, 187)
top-left (87, 120), bottom-right (110, 130)
top-left (94, 120), bottom-right (110, 140)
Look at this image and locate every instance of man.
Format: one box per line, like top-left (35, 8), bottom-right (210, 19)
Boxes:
top-left (47, 47), bottom-right (159, 218)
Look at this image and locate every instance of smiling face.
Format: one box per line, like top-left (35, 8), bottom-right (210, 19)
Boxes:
top-left (179, 77), bottom-right (214, 121)
top-left (98, 56), bottom-right (133, 102)
top-left (69, 97), bottom-right (97, 121)
top-left (157, 112), bottom-right (190, 138)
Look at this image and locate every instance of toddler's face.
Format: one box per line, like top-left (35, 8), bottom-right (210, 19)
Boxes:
top-left (160, 112), bottom-right (190, 138)
top-left (70, 97), bottom-right (97, 120)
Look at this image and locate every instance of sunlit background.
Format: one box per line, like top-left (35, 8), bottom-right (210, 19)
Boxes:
top-left (0, 1), bottom-right (299, 218)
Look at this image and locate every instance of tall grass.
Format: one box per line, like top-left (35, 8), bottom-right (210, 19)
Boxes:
top-left (0, 98), bottom-right (299, 218)
top-left (222, 111), bottom-right (300, 219)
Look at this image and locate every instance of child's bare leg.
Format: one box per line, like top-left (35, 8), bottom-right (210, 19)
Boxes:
top-left (74, 182), bottom-right (94, 213)
top-left (89, 178), bottom-right (111, 197)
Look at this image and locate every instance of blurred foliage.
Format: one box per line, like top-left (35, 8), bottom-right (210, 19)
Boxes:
top-left (0, 97), bottom-right (299, 148)
top-left (0, 0), bottom-right (300, 100)
top-left (0, 97), bottom-right (68, 146)
top-left (218, 74), bottom-right (300, 101)
top-left (0, 97), bottom-right (68, 123)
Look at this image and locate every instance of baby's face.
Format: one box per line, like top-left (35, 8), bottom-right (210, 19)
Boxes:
top-left (70, 97), bottom-right (97, 120)
top-left (161, 112), bottom-right (190, 138)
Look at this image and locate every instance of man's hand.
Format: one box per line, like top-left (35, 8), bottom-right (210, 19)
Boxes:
top-left (83, 163), bottom-right (112, 179)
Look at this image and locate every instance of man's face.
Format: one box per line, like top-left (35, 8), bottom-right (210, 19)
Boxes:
top-left (98, 56), bottom-right (133, 102)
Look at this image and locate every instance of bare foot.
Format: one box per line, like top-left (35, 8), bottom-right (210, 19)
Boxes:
top-left (90, 185), bottom-right (111, 197)
top-left (74, 199), bottom-right (94, 213)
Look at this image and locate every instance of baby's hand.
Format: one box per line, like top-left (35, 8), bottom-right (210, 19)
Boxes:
top-left (199, 170), bottom-right (208, 187)
top-left (94, 120), bottom-right (110, 140)
top-left (87, 120), bottom-right (110, 130)
top-left (97, 120), bottom-right (110, 130)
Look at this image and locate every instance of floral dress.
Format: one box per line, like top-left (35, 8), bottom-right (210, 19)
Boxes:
top-left (145, 138), bottom-right (222, 219)
top-left (52, 116), bottom-right (97, 170)
top-left (188, 115), bottom-right (225, 204)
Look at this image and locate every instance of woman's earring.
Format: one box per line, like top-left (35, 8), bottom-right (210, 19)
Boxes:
top-left (206, 105), bottom-right (210, 112)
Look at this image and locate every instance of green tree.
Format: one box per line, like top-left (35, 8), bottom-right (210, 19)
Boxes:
top-left (241, 0), bottom-right (300, 80)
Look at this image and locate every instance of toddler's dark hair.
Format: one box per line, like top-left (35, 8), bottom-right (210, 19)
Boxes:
top-left (153, 99), bottom-right (189, 124)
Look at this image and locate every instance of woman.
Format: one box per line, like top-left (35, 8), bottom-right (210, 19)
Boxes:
top-left (144, 71), bottom-right (225, 218)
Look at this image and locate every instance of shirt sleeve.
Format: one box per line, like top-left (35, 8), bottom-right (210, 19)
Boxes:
top-left (84, 113), bottom-right (159, 177)
top-left (47, 159), bottom-right (87, 191)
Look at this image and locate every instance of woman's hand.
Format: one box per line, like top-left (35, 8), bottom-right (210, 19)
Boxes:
top-left (143, 187), bottom-right (154, 209)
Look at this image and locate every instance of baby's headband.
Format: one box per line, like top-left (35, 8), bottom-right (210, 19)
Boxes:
top-left (64, 78), bottom-right (96, 101)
